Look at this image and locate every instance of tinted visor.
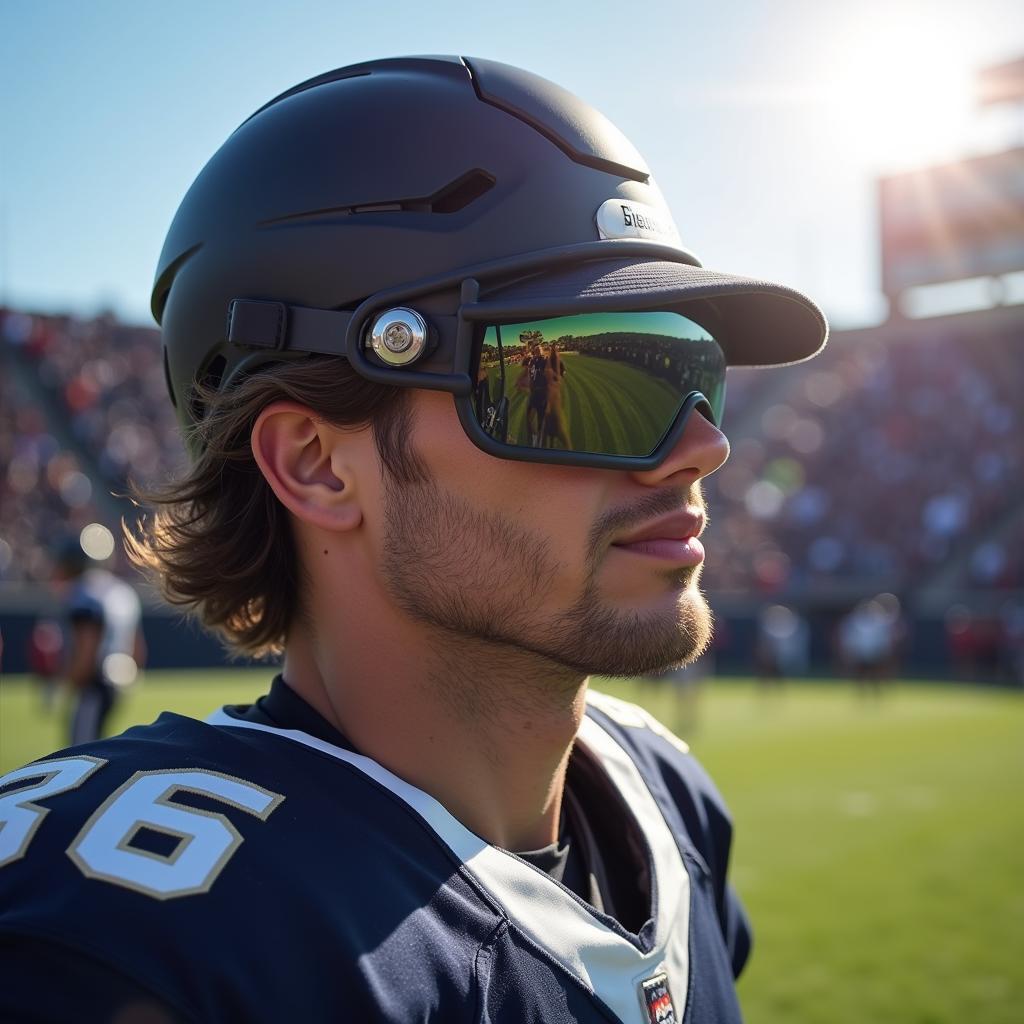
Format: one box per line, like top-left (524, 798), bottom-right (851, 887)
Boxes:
top-left (472, 311), bottom-right (726, 457)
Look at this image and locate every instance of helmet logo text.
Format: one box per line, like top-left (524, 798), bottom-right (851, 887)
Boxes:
top-left (595, 198), bottom-right (681, 244)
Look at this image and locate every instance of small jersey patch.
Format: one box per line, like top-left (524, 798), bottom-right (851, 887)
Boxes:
top-left (640, 972), bottom-right (678, 1023)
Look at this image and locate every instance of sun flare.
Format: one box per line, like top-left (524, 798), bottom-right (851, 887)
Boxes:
top-left (823, 17), bottom-right (975, 170)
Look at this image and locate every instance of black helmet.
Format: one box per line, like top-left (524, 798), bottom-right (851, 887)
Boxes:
top-left (154, 56), bottom-right (827, 454)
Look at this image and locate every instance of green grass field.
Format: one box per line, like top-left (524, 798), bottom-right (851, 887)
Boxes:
top-left (2, 672), bottom-right (1021, 1023)
top-left (489, 355), bottom-right (679, 450)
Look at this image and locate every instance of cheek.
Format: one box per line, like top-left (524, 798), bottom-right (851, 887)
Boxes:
top-left (411, 391), bottom-right (511, 494)
top-left (414, 393), bottom-right (604, 561)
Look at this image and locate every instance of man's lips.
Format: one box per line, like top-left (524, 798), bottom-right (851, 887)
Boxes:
top-left (612, 510), bottom-right (705, 546)
top-left (610, 511), bottom-right (706, 565)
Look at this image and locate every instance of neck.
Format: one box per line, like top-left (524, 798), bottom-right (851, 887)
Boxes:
top-left (282, 622), bottom-right (589, 852)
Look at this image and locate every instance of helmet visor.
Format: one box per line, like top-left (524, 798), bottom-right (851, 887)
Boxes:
top-left (471, 311), bottom-right (726, 458)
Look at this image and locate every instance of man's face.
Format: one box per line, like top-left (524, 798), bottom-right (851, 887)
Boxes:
top-left (375, 389), bottom-right (729, 677)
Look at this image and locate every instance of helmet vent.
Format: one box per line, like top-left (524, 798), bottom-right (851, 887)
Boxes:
top-left (463, 57), bottom-right (650, 183)
top-left (261, 169), bottom-right (496, 226)
top-left (202, 354), bottom-right (227, 392)
top-left (427, 169), bottom-right (496, 213)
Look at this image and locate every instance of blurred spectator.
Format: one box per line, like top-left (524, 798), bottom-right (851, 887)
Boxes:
top-left (28, 618), bottom-right (64, 711)
top-left (945, 604), bottom-right (978, 678)
top-left (837, 594), bottom-right (905, 693)
top-left (944, 605), bottom-right (1006, 683)
top-left (51, 535), bottom-right (145, 745)
top-left (755, 604), bottom-right (810, 683)
top-left (999, 601), bottom-right (1024, 686)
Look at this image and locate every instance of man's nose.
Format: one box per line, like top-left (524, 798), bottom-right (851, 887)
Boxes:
top-left (629, 408), bottom-right (730, 489)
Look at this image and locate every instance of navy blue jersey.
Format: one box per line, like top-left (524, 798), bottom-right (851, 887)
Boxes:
top-left (0, 689), bottom-right (749, 1022)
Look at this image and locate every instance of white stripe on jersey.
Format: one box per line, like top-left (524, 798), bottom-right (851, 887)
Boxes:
top-left (205, 702), bottom-right (690, 1024)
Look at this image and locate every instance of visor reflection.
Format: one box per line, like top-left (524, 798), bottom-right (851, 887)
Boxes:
top-left (474, 311), bottom-right (725, 457)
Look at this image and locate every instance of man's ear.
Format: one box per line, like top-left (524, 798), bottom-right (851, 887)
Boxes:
top-left (251, 402), bottom-right (363, 532)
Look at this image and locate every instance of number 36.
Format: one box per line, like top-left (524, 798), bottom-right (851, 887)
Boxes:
top-left (0, 757), bottom-right (284, 900)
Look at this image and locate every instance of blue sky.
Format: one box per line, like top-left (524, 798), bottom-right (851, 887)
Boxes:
top-left (1, 0), bottom-right (1020, 328)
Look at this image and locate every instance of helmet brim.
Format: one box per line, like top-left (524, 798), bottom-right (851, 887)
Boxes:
top-left (484, 257), bottom-right (828, 367)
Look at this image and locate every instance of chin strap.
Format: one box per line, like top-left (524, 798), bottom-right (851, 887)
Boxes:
top-left (227, 299), bottom-right (354, 356)
top-left (227, 298), bottom-right (461, 362)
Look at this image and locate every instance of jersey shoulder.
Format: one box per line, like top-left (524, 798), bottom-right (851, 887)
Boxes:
top-left (0, 713), bottom-right (497, 1022)
top-left (0, 709), bottom-right (491, 907)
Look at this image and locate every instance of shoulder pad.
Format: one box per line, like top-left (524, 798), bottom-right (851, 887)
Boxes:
top-left (586, 689), bottom-right (689, 754)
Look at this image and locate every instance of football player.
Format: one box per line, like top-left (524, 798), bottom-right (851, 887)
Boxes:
top-left (51, 536), bottom-right (144, 745)
top-left (0, 57), bottom-right (827, 1022)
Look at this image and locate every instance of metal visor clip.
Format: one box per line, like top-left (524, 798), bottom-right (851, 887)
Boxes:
top-left (368, 307), bottom-right (429, 367)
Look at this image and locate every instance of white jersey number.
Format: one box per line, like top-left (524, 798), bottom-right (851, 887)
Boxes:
top-left (0, 756), bottom-right (106, 867)
top-left (1, 760), bottom-right (284, 899)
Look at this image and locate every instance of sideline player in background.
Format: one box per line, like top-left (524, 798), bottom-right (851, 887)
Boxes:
top-left (0, 56), bottom-right (826, 1022)
top-left (51, 537), bottom-right (144, 745)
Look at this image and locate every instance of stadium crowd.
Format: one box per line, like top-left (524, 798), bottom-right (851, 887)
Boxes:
top-left (0, 367), bottom-right (106, 584)
top-left (1, 308), bottom-right (183, 583)
top-left (2, 307), bottom-right (1021, 649)
top-left (3, 310), bottom-right (182, 488)
top-left (702, 322), bottom-right (1023, 596)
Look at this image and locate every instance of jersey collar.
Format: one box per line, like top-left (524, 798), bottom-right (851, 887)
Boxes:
top-left (205, 696), bottom-right (692, 1022)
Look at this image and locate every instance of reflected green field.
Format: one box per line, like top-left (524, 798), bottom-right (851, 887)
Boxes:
top-left (487, 354), bottom-right (679, 451)
top-left (2, 673), bottom-right (1021, 1023)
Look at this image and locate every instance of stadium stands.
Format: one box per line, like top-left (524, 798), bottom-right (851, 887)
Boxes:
top-left (1, 308), bottom-right (183, 584)
top-left (0, 364), bottom-right (106, 584)
top-left (703, 309), bottom-right (1023, 601)
top-left (1, 304), bottom-right (1021, 676)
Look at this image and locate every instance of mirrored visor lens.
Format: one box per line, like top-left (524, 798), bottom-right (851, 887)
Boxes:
top-left (472, 311), bottom-right (726, 457)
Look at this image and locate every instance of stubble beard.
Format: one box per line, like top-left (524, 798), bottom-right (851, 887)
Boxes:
top-left (380, 473), bottom-right (712, 680)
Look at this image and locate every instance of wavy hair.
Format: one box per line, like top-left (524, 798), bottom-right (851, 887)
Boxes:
top-left (126, 357), bottom-right (424, 657)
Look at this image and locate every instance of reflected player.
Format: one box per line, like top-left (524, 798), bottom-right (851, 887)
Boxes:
top-left (543, 342), bottom-right (570, 448)
top-left (516, 333), bottom-right (550, 446)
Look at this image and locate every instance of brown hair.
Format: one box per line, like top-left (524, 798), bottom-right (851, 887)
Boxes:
top-left (126, 357), bottom-right (424, 658)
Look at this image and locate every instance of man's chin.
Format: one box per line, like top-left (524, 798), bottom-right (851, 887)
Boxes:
top-left (623, 586), bottom-right (713, 674)
top-left (544, 587), bottom-right (713, 677)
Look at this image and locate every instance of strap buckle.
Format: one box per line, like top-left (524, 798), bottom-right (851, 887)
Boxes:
top-left (227, 300), bottom-right (289, 350)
